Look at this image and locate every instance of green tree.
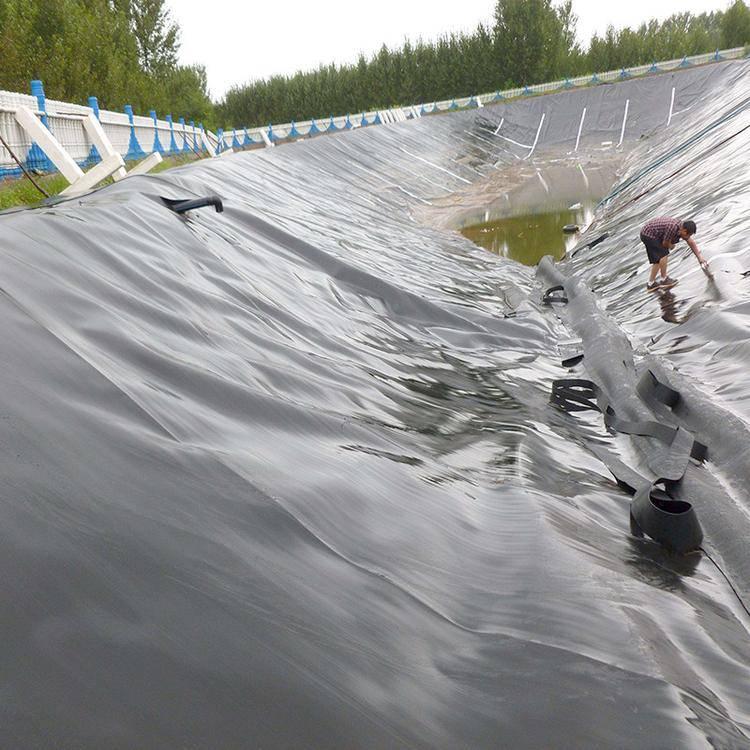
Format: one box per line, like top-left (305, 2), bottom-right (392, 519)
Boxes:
top-left (493, 0), bottom-right (575, 86)
top-left (115, 0), bottom-right (179, 75)
top-left (721, 0), bottom-right (750, 47)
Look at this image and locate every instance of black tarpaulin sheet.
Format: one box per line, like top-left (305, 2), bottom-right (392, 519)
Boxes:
top-left (1, 59), bottom-right (749, 748)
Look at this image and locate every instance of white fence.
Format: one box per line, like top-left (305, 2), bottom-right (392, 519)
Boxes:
top-left (0, 84), bottom-right (220, 187)
top-left (1, 47), bottom-right (747, 191)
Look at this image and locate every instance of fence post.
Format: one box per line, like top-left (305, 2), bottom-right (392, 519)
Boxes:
top-left (85, 96), bottom-right (102, 166)
top-left (15, 106), bottom-right (83, 182)
top-left (166, 115), bottom-right (178, 154)
top-left (26, 80), bottom-right (54, 172)
top-left (149, 110), bottom-right (164, 154)
top-left (198, 122), bottom-right (205, 152)
top-left (31, 80), bottom-right (49, 126)
top-left (58, 152), bottom-right (125, 196)
top-left (124, 104), bottom-right (145, 161)
top-left (81, 109), bottom-right (128, 180)
top-left (198, 123), bottom-right (215, 155)
top-left (87, 95), bottom-right (100, 120)
top-left (178, 117), bottom-right (189, 152)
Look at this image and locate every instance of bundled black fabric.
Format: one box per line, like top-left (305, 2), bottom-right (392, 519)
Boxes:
top-left (538, 255), bottom-right (750, 596)
top-left (550, 376), bottom-right (705, 553)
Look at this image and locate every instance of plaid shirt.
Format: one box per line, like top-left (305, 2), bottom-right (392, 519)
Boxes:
top-left (642, 217), bottom-right (681, 245)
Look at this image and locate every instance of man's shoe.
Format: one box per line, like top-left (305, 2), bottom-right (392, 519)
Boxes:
top-left (646, 280), bottom-right (661, 291)
top-left (660, 276), bottom-right (678, 288)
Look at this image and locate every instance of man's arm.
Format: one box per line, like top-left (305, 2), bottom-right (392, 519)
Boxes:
top-left (686, 236), bottom-right (708, 266)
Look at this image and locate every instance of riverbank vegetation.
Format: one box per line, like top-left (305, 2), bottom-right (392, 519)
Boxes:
top-left (218, 0), bottom-right (750, 127)
top-left (0, 0), bottom-right (214, 126)
top-left (1, 1), bottom-right (749, 134)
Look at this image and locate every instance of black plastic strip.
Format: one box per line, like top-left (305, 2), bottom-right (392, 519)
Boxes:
top-left (161, 195), bottom-right (224, 214)
top-left (561, 353), bottom-right (584, 368)
top-left (550, 379), bottom-right (601, 412)
top-left (570, 232), bottom-right (610, 258)
top-left (637, 369), bottom-right (680, 408)
top-left (552, 378), bottom-right (706, 463)
top-left (542, 285), bottom-right (568, 305)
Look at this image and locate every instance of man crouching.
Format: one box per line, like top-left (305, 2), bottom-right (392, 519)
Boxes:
top-left (640, 217), bottom-right (709, 290)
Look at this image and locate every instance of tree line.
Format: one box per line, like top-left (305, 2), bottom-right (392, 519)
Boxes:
top-left (218, 0), bottom-right (750, 129)
top-left (2, 1), bottom-right (750, 133)
top-left (0, 0), bottom-right (214, 127)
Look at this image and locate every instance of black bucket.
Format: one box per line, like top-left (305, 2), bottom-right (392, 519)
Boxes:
top-left (630, 485), bottom-right (703, 554)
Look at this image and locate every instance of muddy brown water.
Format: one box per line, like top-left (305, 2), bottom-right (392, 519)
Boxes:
top-left (459, 204), bottom-right (593, 265)
top-left (414, 156), bottom-right (623, 266)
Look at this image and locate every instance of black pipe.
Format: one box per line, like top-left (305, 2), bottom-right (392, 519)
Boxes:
top-left (161, 195), bottom-right (224, 214)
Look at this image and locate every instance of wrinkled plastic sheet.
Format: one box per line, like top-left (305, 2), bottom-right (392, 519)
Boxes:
top-left (1, 59), bottom-right (749, 748)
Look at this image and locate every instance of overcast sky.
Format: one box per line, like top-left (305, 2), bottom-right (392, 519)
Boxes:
top-left (169, 0), bottom-right (729, 100)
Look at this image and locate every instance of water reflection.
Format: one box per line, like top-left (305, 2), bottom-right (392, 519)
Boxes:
top-left (460, 202), bottom-right (596, 266)
top-left (654, 278), bottom-right (721, 325)
top-left (656, 288), bottom-right (683, 324)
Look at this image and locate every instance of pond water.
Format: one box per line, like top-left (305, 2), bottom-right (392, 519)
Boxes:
top-left (459, 201), bottom-right (597, 266)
